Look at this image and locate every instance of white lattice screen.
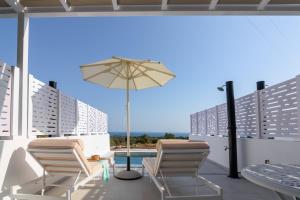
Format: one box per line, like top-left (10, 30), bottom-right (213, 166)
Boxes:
top-left (197, 111), bottom-right (207, 135)
top-left (190, 75), bottom-right (300, 140)
top-left (260, 78), bottom-right (299, 138)
top-left (59, 92), bottom-right (77, 135)
top-left (30, 76), bottom-right (58, 136)
top-left (88, 105), bottom-right (98, 135)
top-left (190, 113), bottom-right (198, 134)
top-left (207, 107), bottom-right (218, 136)
top-left (217, 103), bottom-right (228, 136)
top-left (0, 63), bottom-right (12, 136)
top-left (235, 93), bottom-right (257, 138)
top-left (99, 111), bottom-right (108, 134)
top-left (0, 62), bottom-right (108, 139)
top-left (76, 100), bottom-right (88, 135)
top-left (29, 77), bottom-right (108, 137)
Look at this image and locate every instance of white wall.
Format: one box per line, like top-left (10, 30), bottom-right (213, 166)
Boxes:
top-left (190, 135), bottom-right (300, 171)
top-left (66, 134), bottom-right (111, 157)
top-left (0, 134), bottom-right (110, 199)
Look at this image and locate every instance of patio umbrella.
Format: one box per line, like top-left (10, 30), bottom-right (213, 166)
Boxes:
top-left (80, 56), bottom-right (175, 180)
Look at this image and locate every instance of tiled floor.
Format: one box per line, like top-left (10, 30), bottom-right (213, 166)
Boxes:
top-left (71, 160), bottom-right (279, 200)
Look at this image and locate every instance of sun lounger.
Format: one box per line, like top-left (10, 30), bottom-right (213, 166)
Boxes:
top-left (142, 139), bottom-right (223, 200)
top-left (11, 138), bottom-right (103, 200)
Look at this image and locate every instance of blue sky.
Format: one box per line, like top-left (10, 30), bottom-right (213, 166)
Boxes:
top-left (1, 16), bottom-right (300, 133)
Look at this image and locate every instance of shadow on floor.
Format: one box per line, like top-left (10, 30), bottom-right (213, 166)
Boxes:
top-left (74, 160), bottom-right (279, 200)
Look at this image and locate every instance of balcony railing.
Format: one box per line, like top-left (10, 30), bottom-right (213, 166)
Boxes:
top-left (0, 60), bottom-right (108, 139)
top-left (191, 75), bottom-right (300, 140)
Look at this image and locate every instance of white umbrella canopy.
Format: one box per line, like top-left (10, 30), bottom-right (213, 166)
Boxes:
top-left (80, 56), bottom-right (175, 90)
top-left (80, 56), bottom-right (175, 180)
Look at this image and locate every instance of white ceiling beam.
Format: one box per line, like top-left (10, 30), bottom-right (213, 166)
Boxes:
top-left (59, 0), bottom-right (72, 12)
top-left (258, 0), bottom-right (271, 10)
top-left (209, 0), bottom-right (219, 10)
top-left (4, 0), bottom-right (24, 13)
top-left (3, 4), bottom-right (300, 17)
top-left (161, 0), bottom-right (168, 10)
top-left (112, 0), bottom-right (119, 10)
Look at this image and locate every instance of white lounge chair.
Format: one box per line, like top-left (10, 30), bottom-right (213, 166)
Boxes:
top-left (142, 139), bottom-right (223, 200)
top-left (11, 138), bottom-right (103, 200)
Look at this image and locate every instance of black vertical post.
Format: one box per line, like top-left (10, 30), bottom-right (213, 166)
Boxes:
top-left (226, 81), bottom-right (239, 178)
top-left (49, 81), bottom-right (57, 89)
top-left (256, 81), bottom-right (265, 91)
top-left (127, 156), bottom-right (130, 171)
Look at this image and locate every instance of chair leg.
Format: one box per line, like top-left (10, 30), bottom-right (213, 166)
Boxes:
top-left (42, 169), bottom-right (46, 195)
top-left (142, 164), bottom-right (145, 176)
top-left (113, 164), bottom-right (115, 177)
top-left (10, 186), bottom-right (17, 200)
top-left (161, 191), bottom-right (164, 200)
top-left (66, 189), bottom-right (71, 200)
top-left (194, 176), bottom-right (200, 195)
top-left (275, 192), bottom-right (291, 200)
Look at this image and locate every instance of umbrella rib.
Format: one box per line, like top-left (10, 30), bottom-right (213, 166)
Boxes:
top-left (131, 63), bottom-right (147, 79)
top-left (80, 61), bottom-right (120, 68)
top-left (132, 64), bottom-right (163, 87)
top-left (113, 56), bottom-right (160, 64)
top-left (129, 64), bottom-right (138, 90)
top-left (107, 64), bottom-right (125, 88)
top-left (134, 63), bottom-right (176, 77)
top-left (130, 66), bottom-right (139, 78)
top-left (83, 64), bottom-right (121, 81)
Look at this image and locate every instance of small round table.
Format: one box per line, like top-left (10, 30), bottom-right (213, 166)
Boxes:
top-left (242, 164), bottom-right (300, 200)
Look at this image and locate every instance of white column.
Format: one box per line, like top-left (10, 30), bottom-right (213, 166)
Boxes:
top-left (27, 74), bottom-right (33, 138)
top-left (10, 66), bottom-right (20, 138)
top-left (17, 13), bottom-right (30, 138)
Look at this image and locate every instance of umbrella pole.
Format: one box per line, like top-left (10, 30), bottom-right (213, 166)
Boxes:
top-left (126, 79), bottom-right (131, 171)
top-left (114, 65), bottom-right (141, 180)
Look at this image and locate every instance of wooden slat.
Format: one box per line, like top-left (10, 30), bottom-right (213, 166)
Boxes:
top-left (69, 0), bottom-right (112, 6)
top-left (32, 152), bottom-right (76, 159)
top-left (163, 154), bottom-right (204, 160)
top-left (168, 0), bottom-right (211, 4)
top-left (20, 0), bottom-right (61, 7)
top-left (46, 166), bottom-right (82, 172)
top-left (28, 148), bottom-right (73, 153)
top-left (40, 160), bottom-right (80, 166)
top-left (219, 0), bottom-right (261, 4)
top-left (270, 0), bottom-right (300, 4)
top-left (118, 0), bottom-right (161, 5)
top-left (161, 161), bottom-right (200, 167)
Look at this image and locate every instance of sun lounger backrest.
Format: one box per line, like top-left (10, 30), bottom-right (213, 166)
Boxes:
top-left (154, 139), bottom-right (209, 177)
top-left (28, 139), bottom-right (92, 177)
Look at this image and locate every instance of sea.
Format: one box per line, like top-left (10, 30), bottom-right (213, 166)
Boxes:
top-left (110, 131), bottom-right (189, 137)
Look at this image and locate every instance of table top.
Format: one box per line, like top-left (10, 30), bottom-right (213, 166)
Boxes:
top-left (242, 164), bottom-right (300, 197)
top-left (87, 152), bottom-right (114, 165)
